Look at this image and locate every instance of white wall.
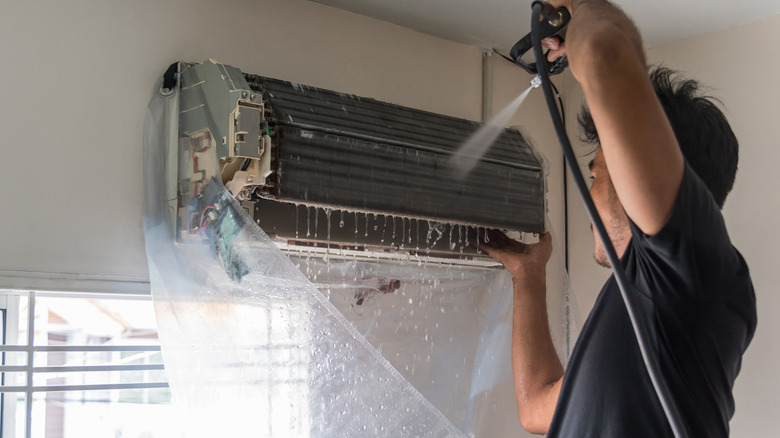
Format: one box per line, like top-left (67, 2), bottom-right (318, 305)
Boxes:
top-left (565, 14), bottom-right (780, 437)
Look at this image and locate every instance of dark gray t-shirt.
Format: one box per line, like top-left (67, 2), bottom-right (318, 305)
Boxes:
top-left (548, 164), bottom-right (756, 437)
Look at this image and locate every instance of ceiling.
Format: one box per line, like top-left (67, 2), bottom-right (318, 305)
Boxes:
top-left (310, 0), bottom-right (780, 51)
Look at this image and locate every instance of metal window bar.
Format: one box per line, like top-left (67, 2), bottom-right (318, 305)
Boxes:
top-left (24, 292), bottom-right (33, 437)
top-left (1, 308), bottom-right (6, 437)
top-left (1, 294), bottom-right (19, 438)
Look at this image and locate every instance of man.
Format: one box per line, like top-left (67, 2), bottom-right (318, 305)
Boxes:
top-left (480, 0), bottom-right (757, 435)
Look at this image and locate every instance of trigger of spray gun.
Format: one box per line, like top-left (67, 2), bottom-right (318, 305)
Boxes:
top-left (530, 75), bottom-right (542, 89)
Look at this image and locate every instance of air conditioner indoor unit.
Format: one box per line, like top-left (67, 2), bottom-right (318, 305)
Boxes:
top-left (174, 59), bottom-right (547, 267)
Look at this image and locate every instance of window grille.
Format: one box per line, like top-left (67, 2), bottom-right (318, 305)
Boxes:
top-left (0, 290), bottom-right (175, 438)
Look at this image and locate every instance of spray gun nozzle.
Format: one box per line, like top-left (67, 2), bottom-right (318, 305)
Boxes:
top-left (530, 75), bottom-right (542, 89)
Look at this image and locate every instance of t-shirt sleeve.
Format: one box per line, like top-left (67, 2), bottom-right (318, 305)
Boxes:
top-left (627, 162), bottom-right (741, 303)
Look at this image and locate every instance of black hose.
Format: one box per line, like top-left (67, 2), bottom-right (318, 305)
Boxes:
top-left (529, 3), bottom-right (688, 437)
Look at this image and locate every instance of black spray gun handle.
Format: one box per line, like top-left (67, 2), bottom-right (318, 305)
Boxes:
top-left (510, 1), bottom-right (571, 76)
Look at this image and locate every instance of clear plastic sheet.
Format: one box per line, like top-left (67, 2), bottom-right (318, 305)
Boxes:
top-left (293, 256), bottom-right (516, 434)
top-left (142, 66), bottom-right (574, 437)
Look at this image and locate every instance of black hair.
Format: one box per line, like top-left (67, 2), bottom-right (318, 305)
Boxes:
top-left (577, 66), bottom-right (739, 208)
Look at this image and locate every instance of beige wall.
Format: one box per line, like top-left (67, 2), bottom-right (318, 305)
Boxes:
top-left (648, 15), bottom-right (780, 437)
top-left (564, 14), bottom-right (780, 437)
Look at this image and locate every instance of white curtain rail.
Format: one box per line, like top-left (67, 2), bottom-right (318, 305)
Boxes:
top-left (0, 382), bottom-right (170, 393)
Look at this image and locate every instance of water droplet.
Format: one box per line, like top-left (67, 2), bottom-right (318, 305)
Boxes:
top-left (391, 216), bottom-right (396, 245)
top-left (306, 206), bottom-right (312, 237)
top-left (295, 204), bottom-right (300, 239)
top-left (314, 207), bottom-right (319, 238)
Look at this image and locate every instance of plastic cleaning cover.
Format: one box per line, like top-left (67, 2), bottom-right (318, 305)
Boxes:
top-left (143, 66), bottom-right (570, 437)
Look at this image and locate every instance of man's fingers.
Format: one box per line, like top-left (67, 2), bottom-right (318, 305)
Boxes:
top-left (547, 48), bottom-right (566, 62)
top-left (479, 243), bottom-right (507, 266)
top-left (485, 229), bottom-right (513, 245)
top-left (542, 37), bottom-right (560, 51)
top-left (543, 36), bottom-right (567, 62)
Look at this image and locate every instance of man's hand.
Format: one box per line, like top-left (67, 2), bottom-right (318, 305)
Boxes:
top-left (480, 231), bottom-right (552, 282)
top-left (546, 0), bottom-right (577, 15)
top-left (542, 36), bottom-right (567, 63)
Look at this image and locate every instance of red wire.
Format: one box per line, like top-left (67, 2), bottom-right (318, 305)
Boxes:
top-left (199, 206), bottom-right (218, 234)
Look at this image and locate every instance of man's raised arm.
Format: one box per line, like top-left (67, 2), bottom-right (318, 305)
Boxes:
top-left (552, 0), bottom-right (684, 235)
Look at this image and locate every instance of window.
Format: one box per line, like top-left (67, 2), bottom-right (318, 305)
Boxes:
top-left (0, 290), bottom-right (180, 438)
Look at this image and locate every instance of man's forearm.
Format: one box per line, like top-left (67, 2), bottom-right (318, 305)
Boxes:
top-left (478, 232), bottom-right (561, 433)
top-left (511, 270), bottom-right (564, 434)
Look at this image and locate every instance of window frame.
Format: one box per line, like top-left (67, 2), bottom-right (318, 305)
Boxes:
top-left (0, 290), bottom-right (170, 438)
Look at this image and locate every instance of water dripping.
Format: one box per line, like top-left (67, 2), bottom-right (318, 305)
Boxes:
top-left (391, 216), bottom-right (396, 246)
top-left (400, 218), bottom-right (406, 249)
top-left (314, 207), bottom-right (319, 238)
top-left (295, 204), bottom-right (300, 239)
top-left (306, 206), bottom-right (312, 237)
top-left (429, 222), bottom-right (445, 249)
top-left (380, 215), bottom-right (388, 244)
top-left (325, 208), bottom-right (332, 270)
top-left (415, 220), bottom-right (420, 251)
